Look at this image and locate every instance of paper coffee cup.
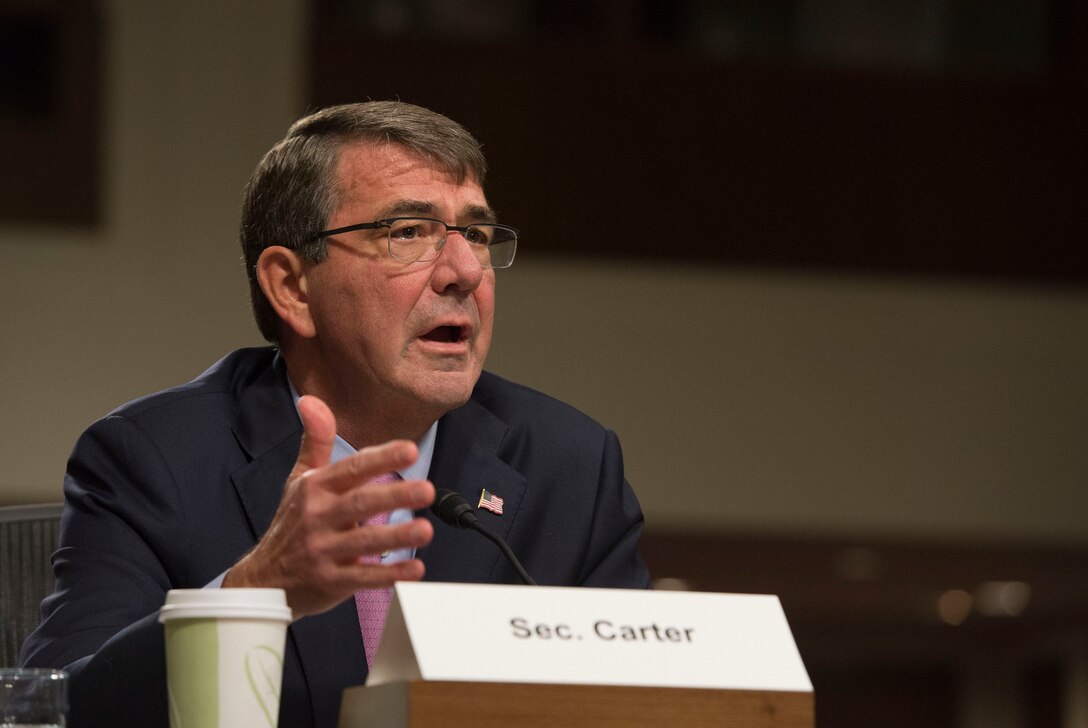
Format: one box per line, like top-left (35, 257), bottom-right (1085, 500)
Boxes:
top-left (159, 589), bottom-right (292, 728)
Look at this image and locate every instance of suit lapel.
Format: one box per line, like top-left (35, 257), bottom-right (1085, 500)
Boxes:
top-left (229, 354), bottom-right (301, 540)
top-left (225, 353), bottom-right (368, 722)
top-left (421, 396), bottom-right (528, 584)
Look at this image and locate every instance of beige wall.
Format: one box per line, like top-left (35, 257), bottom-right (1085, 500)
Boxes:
top-left (491, 262), bottom-right (1088, 544)
top-left (3, 0), bottom-right (1087, 547)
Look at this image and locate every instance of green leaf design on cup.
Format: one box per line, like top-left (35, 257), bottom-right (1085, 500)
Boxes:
top-left (244, 644), bottom-right (284, 726)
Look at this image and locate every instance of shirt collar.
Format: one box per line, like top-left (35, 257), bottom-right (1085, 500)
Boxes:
top-left (286, 375), bottom-right (437, 477)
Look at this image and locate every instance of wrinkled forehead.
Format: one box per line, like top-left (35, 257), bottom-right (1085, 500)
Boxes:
top-left (329, 140), bottom-right (489, 219)
top-left (331, 139), bottom-right (478, 193)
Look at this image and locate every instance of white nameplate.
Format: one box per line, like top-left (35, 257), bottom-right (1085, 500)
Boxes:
top-left (368, 582), bottom-right (811, 692)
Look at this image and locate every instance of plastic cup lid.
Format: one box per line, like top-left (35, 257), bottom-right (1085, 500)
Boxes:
top-left (158, 588), bottom-right (293, 623)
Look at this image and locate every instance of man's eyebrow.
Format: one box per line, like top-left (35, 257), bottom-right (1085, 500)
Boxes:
top-left (378, 200), bottom-right (497, 224)
top-left (462, 204), bottom-right (497, 224)
top-left (378, 199), bottom-right (437, 218)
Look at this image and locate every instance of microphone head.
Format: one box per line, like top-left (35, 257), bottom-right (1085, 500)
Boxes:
top-left (431, 488), bottom-right (477, 528)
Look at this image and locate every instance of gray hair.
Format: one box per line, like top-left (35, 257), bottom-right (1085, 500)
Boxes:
top-left (239, 101), bottom-right (489, 342)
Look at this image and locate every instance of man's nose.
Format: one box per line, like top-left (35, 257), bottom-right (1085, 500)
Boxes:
top-left (431, 231), bottom-right (484, 292)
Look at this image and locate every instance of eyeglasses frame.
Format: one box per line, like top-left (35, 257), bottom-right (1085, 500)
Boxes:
top-left (310, 217), bottom-right (519, 268)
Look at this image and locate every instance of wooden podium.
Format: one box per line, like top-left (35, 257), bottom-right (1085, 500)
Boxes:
top-left (345, 584), bottom-right (814, 727)
top-left (339, 681), bottom-right (813, 728)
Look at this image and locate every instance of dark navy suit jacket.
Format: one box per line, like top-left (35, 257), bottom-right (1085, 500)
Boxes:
top-left (21, 348), bottom-right (651, 727)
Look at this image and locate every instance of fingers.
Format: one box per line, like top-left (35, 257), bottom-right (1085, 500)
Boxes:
top-left (290, 395), bottom-right (422, 497)
top-left (231, 395), bottom-right (437, 617)
top-left (291, 395), bottom-right (337, 481)
top-left (315, 439), bottom-right (420, 495)
top-left (319, 517), bottom-right (434, 564)
top-left (310, 558), bottom-right (427, 597)
top-left (326, 477), bottom-right (435, 531)
top-left (342, 558), bottom-right (427, 590)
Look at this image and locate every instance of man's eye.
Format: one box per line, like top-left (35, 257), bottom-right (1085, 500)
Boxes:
top-left (465, 227), bottom-right (489, 245)
top-left (391, 225), bottom-right (419, 240)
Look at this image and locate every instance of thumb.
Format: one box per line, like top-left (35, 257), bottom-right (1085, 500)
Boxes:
top-left (291, 395), bottom-right (337, 479)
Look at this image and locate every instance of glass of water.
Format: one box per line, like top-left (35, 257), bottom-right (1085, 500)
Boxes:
top-left (0, 669), bottom-right (67, 727)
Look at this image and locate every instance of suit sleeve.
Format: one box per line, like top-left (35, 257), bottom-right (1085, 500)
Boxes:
top-left (576, 429), bottom-right (653, 589)
top-left (20, 415), bottom-right (186, 727)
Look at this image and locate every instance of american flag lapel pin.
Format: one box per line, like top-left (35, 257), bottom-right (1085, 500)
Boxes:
top-left (477, 489), bottom-right (504, 515)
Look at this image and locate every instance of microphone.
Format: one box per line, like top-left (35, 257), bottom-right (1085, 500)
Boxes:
top-left (431, 488), bottom-right (537, 586)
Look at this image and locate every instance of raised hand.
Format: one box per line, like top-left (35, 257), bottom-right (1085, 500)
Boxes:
top-left (223, 395), bottom-right (435, 617)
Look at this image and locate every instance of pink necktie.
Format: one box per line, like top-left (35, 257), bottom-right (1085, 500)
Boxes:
top-left (354, 472), bottom-right (399, 668)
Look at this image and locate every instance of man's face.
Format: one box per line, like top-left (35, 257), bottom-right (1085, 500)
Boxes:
top-left (303, 141), bottom-right (495, 424)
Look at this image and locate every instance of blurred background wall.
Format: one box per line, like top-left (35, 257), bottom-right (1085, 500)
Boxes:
top-left (2, 1), bottom-right (1086, 726)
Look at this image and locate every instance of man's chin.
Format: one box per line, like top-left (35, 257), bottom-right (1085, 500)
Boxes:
top-left (410, 370), bottom-right (480, 414)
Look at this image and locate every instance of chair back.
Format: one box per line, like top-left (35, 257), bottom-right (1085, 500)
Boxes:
top-left (0, 503), bottom-right (63, 667)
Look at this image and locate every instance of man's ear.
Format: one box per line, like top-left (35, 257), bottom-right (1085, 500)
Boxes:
top-left (257, 246), bottom-right (317, 339)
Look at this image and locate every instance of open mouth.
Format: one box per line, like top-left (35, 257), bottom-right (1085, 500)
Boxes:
top-left (421, 325), bottom-right (466, 344)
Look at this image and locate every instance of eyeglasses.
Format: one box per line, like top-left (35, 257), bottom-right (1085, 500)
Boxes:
top-left (312, 217), bottom-right (518, 269)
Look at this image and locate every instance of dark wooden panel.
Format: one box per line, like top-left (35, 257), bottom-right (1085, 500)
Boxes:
top-left (641, 530), bottom-right (1086, 728)
top-left (640, 530), bottom-right (1088, 660)
top-left (0, 1), bottom-right (102, 225)
top-left (812, 665), bottom-right (957, 728)
top-left (309, 21), bottom-right (1087, 284)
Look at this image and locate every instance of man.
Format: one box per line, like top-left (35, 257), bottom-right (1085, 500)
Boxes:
top-left (21, 101), bottom-right (650, 727)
